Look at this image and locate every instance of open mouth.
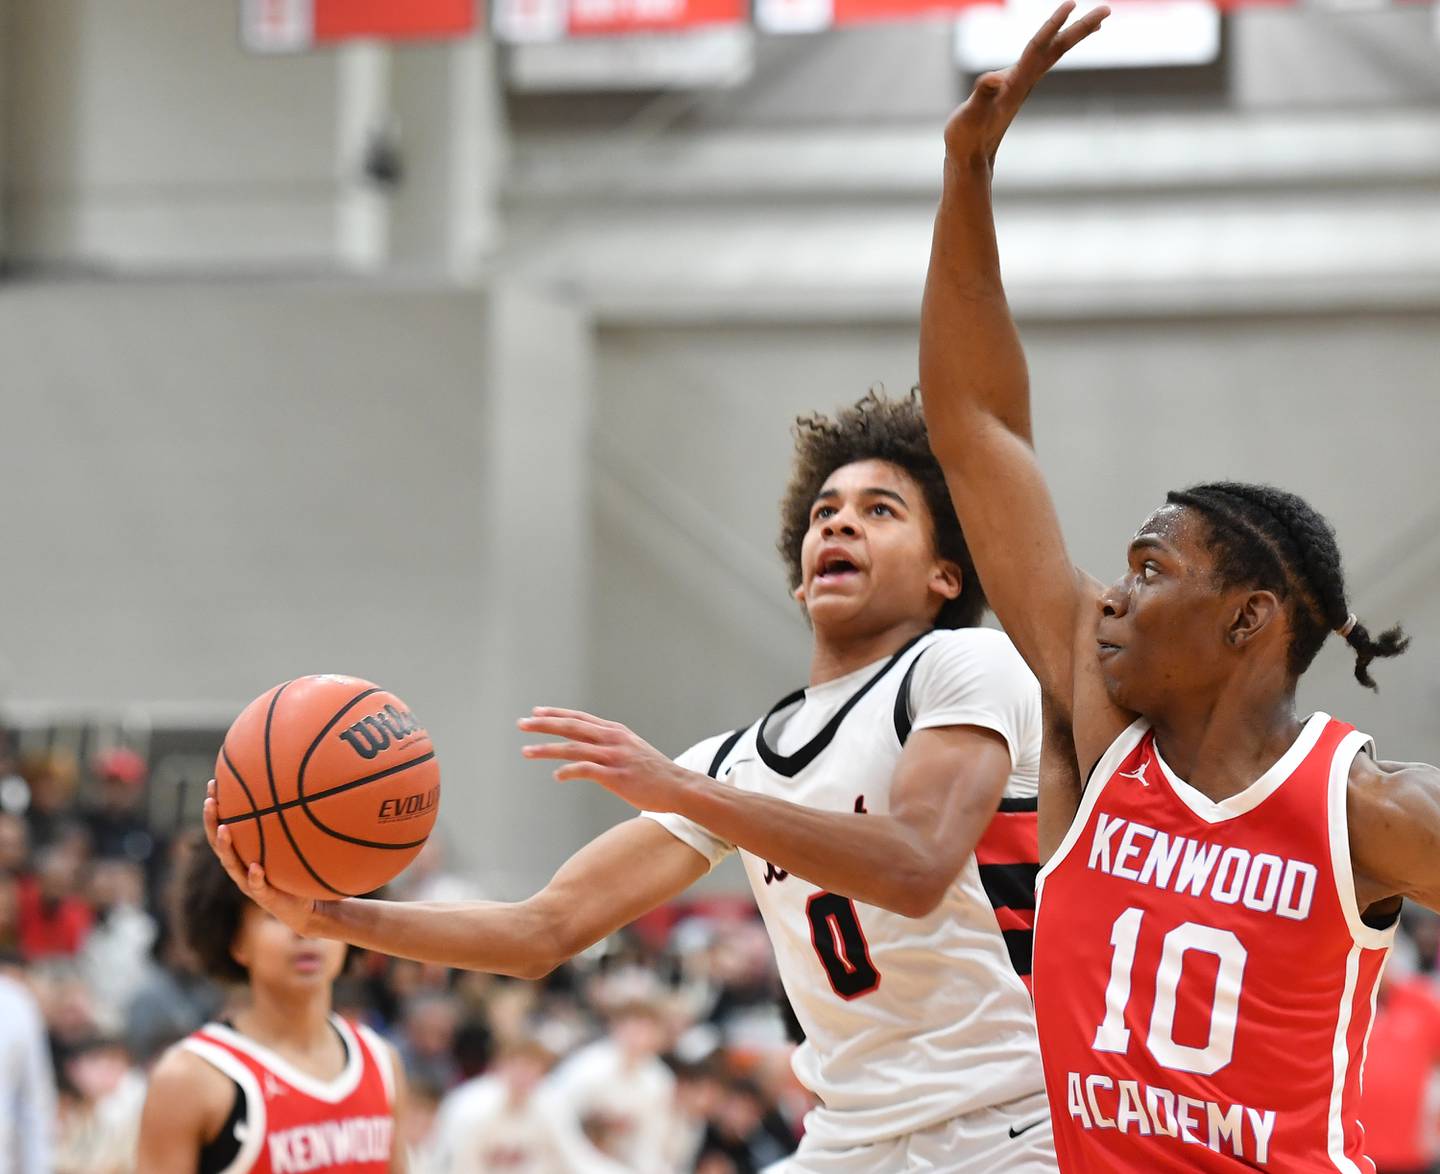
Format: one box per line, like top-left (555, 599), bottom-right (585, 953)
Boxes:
top-left (1096, 640), bottom-right (1122, 658)
top-left (815, 554), bottom-right (861, 583)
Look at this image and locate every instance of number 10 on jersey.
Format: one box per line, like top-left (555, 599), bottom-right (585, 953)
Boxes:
top-left (807, 892), bottom-right (881, 999)
top-left (1093, 907), bottom-right (1246, 1076)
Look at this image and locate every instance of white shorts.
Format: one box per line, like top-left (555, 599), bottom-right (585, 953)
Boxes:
top-left (763, 1091), bottom-right (1056, 1174)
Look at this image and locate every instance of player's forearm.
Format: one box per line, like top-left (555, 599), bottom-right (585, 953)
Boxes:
top-left (676, 778), bottom-right (963, 917)
top-left (312, 896), bottom-right (562, 979)
top-left (918, 161), bottom-right (1033, 453)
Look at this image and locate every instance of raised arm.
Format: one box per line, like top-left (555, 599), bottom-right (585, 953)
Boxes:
top-left (520, 707), bottom-right (1012, 918)
top-left (205, 786), bottom-right (707, 979)
top-left (919, 3), bottom-right (1128, 775)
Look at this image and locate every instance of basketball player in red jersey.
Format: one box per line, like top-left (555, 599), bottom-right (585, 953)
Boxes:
top-left (207, 391), bottom-right (1060, 1171)
top-left (136, 844), bottom-right (407, 1173)
top-left (919, 5), bottom-right (1438, 1170)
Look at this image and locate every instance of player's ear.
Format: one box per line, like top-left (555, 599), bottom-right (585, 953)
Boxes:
top-left (1227, 590), bottom-right (1281, 649)
top-left (930, 559), bottom-right (963, 602)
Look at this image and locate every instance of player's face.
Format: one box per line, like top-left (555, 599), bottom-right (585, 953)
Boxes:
top-left (796, 459), bottom-right (961, 638)
top-left (231, 903), bottom-right (347, 993)
top-left (1096, 505), bottom-right (1249, 713)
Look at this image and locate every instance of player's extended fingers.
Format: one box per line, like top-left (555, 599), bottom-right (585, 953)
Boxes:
top-left (528, 706), bottom-right (624, 730)
top-left (1022, 0), bottom-right (1077, 59)
top-left (553, 762), bottom-right (618, 784)
top-left (517, 716), bottom-right (618, 744)
top-left (521, 741), bottom-right (620, 764)
top-left (1052, 4), bottom-right (1109, 56)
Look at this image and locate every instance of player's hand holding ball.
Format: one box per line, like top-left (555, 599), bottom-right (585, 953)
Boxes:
top-left (206, 675), bottom-right (441, 922)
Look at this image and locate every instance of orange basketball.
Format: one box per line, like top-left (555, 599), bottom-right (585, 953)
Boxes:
top-left (214, 675), bottom-right (440, 900)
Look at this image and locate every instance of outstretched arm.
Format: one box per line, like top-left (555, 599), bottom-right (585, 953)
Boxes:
top-left (520, 708), bottom-right (1013, 918)
top-left (919, 2), bottom-right (1128, 777)
top-left (205, 786), bottom-right (707, 979)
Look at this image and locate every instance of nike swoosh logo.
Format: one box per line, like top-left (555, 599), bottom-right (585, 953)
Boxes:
top-left (1008, 1117), bottom-right (1048, 1139)
top-left (723, 757), bottom-right (757, 776)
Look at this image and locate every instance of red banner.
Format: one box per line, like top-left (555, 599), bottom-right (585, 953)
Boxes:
top-left (568, 0), bottom-right (746, 35)
top-left (313, 0), bottom-right (477, 39)
top-left (243, 0), bottom-right (476, 49)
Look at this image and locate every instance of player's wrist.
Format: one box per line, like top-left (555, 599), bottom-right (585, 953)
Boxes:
top-left (306, 897), bottom-right (349, 941)
top-left (666, 767), bottom-right (715, 819)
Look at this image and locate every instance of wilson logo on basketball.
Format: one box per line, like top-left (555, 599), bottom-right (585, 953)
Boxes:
top-left (378, 786), bottom-right (439, 823)
top-left (338, 705), bottom-right (425, 761)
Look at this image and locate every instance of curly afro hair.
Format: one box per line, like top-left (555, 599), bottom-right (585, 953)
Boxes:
top-left (777, 389), bottom-right (987, 630)
top-left (179, 835), bottom-right (251, 984)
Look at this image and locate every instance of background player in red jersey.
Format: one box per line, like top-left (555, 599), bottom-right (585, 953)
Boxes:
top-left (919, 4), bottom-right (1440, 1171)
top-left (136, 843), bottom-right (407, 1174)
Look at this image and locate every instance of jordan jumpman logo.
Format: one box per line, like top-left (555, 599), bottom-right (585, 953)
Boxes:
top-left (1118, 760), bottom-right (1152, 787)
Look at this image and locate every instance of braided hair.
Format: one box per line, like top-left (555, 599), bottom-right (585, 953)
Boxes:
top-left (1165, 481), bottom-right (1409, 689)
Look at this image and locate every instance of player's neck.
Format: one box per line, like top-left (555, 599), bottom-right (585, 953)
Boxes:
top-left (808, 618), bottom-right (931, 686)
top-left (1148, 686), bottom-right (1303, 801)
top-left (236, 984), bottom-right (335, 1053)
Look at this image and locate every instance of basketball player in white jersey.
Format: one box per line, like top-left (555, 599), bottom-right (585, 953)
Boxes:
top-left (207, 392), bottom-right (1054, 1173)
top-left (136, 843), bottom-right (407, 1173)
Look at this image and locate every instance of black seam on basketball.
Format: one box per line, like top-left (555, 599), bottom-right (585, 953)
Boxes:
top-left (296, 825), bottom-right (430, 852)
top-left (220, 743), bottom-right (266, 869)
top-left (292, 751), bottom-right (436, 850)
top-left (263, 681), bottom-right (348, 898)
top-left (292, 686), bottom-right (426, 850)
top-left (221, 752), bottom-right (435, 826)
top-left (295, 687), bottom-right (385, 806)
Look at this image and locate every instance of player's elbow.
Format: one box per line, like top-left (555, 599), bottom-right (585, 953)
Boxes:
top-left (886, 877), bottom-right (950, 919)
top-left (506, 898), bottom-right (579, 980)
top-left (875, 858), bottom-right (952, 919)
top-left (511, 952), bottom-right (563, 981)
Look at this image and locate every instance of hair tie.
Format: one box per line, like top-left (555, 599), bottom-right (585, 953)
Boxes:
top-left (1337, 613), bottom-right (1358, 638)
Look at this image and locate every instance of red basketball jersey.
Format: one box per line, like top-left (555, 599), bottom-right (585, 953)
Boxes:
top-left (1032, 713), bottom-right (1394, 1172)
top-left (181, 1015), bottom-right (395, 1174)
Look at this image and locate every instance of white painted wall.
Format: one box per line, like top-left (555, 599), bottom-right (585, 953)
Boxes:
top-left (2, 1), bottom-right (350, 268)
top-left (0, 281), bottom-right (608, 893)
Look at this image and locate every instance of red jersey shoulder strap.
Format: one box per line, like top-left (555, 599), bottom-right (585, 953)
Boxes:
top-left (1321, 719), bottom-right (1395, 952)
top-left (180, 1029), bottom-right (270, 1174)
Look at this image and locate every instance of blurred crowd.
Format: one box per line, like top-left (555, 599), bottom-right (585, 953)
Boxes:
top-left (0, 739), bottom-right (809, 1173)
top-left (4, 737), bottom-right (1440, 1174)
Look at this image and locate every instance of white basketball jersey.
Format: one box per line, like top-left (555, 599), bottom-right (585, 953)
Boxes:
top-left (645, 628), bottom-right (1046, 1148)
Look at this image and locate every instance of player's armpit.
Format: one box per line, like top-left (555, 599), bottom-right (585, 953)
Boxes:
top-left (1347, 756), bottom-right (1440, 912)
top-left (134, 1047), bottom-right (233, 1174)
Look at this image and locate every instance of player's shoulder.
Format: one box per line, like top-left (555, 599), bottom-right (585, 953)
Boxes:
top-left (915, 626), bottom-right (1036, 687)
top-left (924, 624), bottom-right (1021, 656)
top-left (1347, 750), bottom-right (1440, 824)
top-left (145, 1038), bottom-right (235, 1112)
